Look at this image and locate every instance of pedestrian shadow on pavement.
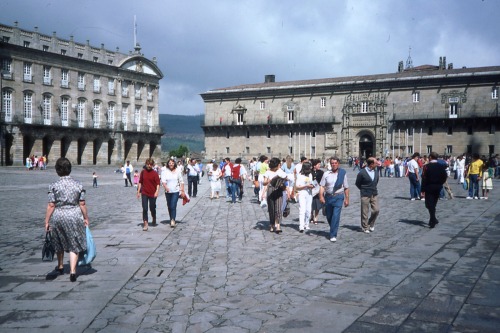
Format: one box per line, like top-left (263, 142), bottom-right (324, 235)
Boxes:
top-left (254, 220), bottom-right (272, 230)
top-left (301, 229), bottom-right (330, 240)
top-left (398, 219), bottom-right (427, 227)
top-left (341, 224), bottom-right (364, 232)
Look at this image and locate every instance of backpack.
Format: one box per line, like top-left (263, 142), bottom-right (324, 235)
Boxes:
top-left (230, 164), bottom-right (241, 182)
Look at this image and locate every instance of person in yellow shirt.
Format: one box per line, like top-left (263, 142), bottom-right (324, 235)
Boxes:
top-left (466, 153), bottom-right (484, 199)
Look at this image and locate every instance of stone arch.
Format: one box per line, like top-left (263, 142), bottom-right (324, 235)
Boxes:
top-left (2, 132), bottom-right (14, 166)
top-left (107, 139), bottom-right (115, 165)
top-left (42, 135), bottom-right (53, 163)
top-left (357, 130), bottom-right (375, 159)
top-left (124, 139), bottom-right (132, 162)
top-left (61, 136), bottom-right (71, 158)
top-left (77, 138), bottom-right (86, 165)
top-left (23, 134), bottom-right (35, 161)
top-left (93, 138), bottom-right (102, 165)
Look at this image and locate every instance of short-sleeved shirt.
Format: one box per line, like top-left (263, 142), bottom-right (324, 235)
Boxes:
top-left (320, 169), bottom-right (349, 195)
top-left (407, 159), bottom-right (419, 174)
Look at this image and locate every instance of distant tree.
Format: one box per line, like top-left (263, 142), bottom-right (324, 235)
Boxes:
top-left (169, 144), bottom-right (189, 158)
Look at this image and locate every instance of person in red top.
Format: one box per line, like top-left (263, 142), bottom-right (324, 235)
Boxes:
top-left (136, 158), bottom-right (160, 231)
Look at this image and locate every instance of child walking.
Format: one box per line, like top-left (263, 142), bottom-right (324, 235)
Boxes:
top-left (92, 171), bottom-right (98, 188)
top-left (481, 163), bottom-right (494, 199)
top-left (133, 170), bottom-right (140, 187)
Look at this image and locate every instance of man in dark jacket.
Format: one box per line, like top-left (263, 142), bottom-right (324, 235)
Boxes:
top-left (355, 157), bottom-right (380, 233)
top-left (421, 152), bottom-right (448, 228)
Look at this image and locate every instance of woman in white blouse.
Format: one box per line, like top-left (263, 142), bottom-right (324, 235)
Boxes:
top-left (208, 162), bottom-right (222, 199)
top-left (161, 159), bottom-right (185, 228)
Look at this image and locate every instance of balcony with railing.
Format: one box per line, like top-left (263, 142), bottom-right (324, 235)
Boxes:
top-left (23, 74), bottom-right (32, 82)
top-left (391, 108), bottom-right (499, 122)
top-left (60, 79), bottom-right (69, 88)
top-left (201, 115), bottom-right (336, 129)
top-left (43, 77), bottom-right (52, 85)
top-left (2, 71), bottom-right (13, 80)
top-left (77, 82), bottom-right (85, 91)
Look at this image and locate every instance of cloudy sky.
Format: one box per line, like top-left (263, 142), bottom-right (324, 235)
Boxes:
top-left (1, 0), bottom-right (499, 115)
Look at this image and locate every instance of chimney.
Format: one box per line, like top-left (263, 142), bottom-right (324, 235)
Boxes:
top-left (265, 75), bottom-right (275, 83)
top-left (448, 63), bottom-right (453, 70)
top-left (443, 56), bottom-right (446, 70)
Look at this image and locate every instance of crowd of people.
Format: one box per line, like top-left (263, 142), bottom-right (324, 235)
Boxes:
top-left (43, 151), bottom-right (497, 281)
top-left (25, 155), bottom-right (47, 170)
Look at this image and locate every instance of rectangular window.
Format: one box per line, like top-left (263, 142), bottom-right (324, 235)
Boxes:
top-left (23, 41), bottom-right (30, 47)
top-left (260, 101), bottom-right (265, 110)
top-left (312, 130), bottom-right (316, 138)
top-left (134, 106), bottom-right (141, 129)
top-left (267, 147), bottom-right (271, 154)
top-left (107, 103), bottom-right (115, 129)
top-left (489, 124), bottom-right (495, 134)
top-left (77, 53), bottom-right (83, 59)
top-left (147, 107), bottom-right (153, 130)
top-left (93, 101), bottom-right (101, 128)
top-left (60, 49), bottom-right (66, 55)
top-left (289, 131), bottom-right (293, 138)
top-left (246, 131), bottom-right (250, 139)
top-left (134, 83), bottom-right (141, 99)
top-left (93, 76), bottom-right (101, 93)
top-left (61, 69), bottom-right (69, 88)
top-left (147, 86), bottom-right (153, 101)
top-left (226, 131), bottom-right (230, 139)
top-left (61, 97), bottom-right (68, 126)
top-left (320, 97), bottom-right (326, 108)
top-left (428, 127), bottom-right (433, 136)
top-left (361, 102), bottom-right (368, 113)
top-left (4, 90), bottom-right (12, 121)
top-left (246, 147), bottom-right (250, 154)
top-left (426, 145), bottom-right (432, 154)
top-left (449, 104), bottom-right (458, 118)
top-left (447, 126), bottom-right (453, 135)
top-left (43, 95), bottom-right (51, 125)
top-left (122, 81), bottom-right (129, 97)
top-left (77, 100), bottom-right (85, 128)
top-left (226, 147), bottom-right (230, 154)
top-left (287, 111), bottom-right (294, 123)
top-left (408, 145), bottom-right (413, 154)
top-left (122, 105), bottom-right (128, 130)
top-left (467, 126), bottom-right (473, 135)
top-left (108, 59), bottom-right (113, 65)
top-left (93, 57), bottom-right (98, 62)
top-left (42, 45), bottom-right (49, 52)
top-left (237, 113), bottom-right (244, 125)
top-left (108, 78), bottom-right (115, 95)
top-left (289, 146), bottom-right (293, 154)
top-left (23, 62), bottom-right (32, 82)
top-left (412, 91), bottom-right (420, 103)
top-left (446, 145), bottom-right (452, 154)
top-left (1, 58), bottom-right (12, 74)
top-left (43, 66), bottom-right (51, 85)
top-left (77, 73), bottom-right (85, 90)
top-left (23, 92), bottom-right (32, 123)
top-left (267, 130), bottom-right (271, 139)
top-left (489, 145), bottom-right (495, 155)
top-left (311, 146), bottom-right (316, 156)
top-left (492, 87), bottom-right (498, 99)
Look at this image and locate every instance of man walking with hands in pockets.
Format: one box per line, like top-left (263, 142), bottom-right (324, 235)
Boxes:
top-left (355, 157), bottom-right (380, 233)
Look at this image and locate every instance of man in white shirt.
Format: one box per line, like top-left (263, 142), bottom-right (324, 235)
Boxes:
top-left (186, 159), bottom-right (200, 197)
top-left (407, 153), bottom-right (421, 200)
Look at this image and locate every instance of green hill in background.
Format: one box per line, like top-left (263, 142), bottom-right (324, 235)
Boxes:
top-left (159, 114), bottom-right (205, 155)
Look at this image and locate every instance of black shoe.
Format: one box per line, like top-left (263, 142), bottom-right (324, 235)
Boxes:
top-left (70, 273), bottom-right (77, 282)
top-left (55, 266), bottom-right (63, 275)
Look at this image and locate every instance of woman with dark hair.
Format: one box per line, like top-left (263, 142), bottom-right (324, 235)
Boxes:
top-left (310, 159), bottom-right (324, 225)
top-left (161, 158), bottom-right (185, 228)
top-left (295, 162), bottom-right (314, 232)
top-left (137, 158), bottom-right (160, 231)
top-left (44, 157), bottom-right (89, 282)
top-left (263, 157), bottom-right (289, 233)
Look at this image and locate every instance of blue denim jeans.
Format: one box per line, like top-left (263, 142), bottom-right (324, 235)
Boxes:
top-left (165, 192), bottom-right (180, 221)
top-left (224, 177), bottom-right (232, 198)
top-left (325, 193), bottom-right (344, 239)
top-left (409, 173), bottom-right (421, 199)
top-left (230, 179), bottom-right (241, 203)
top-left (468, 174), bottom-right (480, 197)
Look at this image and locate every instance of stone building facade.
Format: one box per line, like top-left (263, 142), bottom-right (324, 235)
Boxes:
top-left (0, 22), bottom-right (163, 166)
top-left (201, 60), bottom-right (500, 161)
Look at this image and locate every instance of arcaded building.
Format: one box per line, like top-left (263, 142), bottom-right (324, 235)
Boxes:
top-left (0, 22), bottom-right (163, 166)
top-left (201, 58), bottom-right (500, 161)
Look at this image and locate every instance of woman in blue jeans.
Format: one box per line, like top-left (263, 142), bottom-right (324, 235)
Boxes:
top-left (161, 159), bottom-right (185, 228)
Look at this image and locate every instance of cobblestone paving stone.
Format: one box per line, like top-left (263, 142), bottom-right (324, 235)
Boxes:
top-left (0, 166), bottom-right (499, 332)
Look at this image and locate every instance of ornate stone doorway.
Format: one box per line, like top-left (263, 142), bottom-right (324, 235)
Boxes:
top-left (359, 134), bottom-right (374, 158)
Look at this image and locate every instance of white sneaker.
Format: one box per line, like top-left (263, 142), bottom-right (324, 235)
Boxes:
top-left (305, 226), bottom-right (310, 230)
top-left (410, 198), bottom-right (416, 201)
top-left (369, 227), bottom-right (375, 232)
top-left (330, 237), bottom-right (337, 242)
top-left (363, 229), bottom-right (370, 234)
top-left (474, 197), bottom-right (479, 200)
top-left (466, 197), bottom-right (473, 199)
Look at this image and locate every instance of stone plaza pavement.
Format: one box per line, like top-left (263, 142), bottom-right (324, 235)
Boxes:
top-left (0, 165), bottom-right (499, 333)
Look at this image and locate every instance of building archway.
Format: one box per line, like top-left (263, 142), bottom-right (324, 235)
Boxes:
top-left (23, 134), bottom-right (35, 161)
top-left (61, 136), bottom-right (71, 158)
top-left (77, 138), bottom-right (86, 165)
top-left (358, 133), bottom-right (374, 159)
top-left (107, 139), bottom-right (115, 165)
